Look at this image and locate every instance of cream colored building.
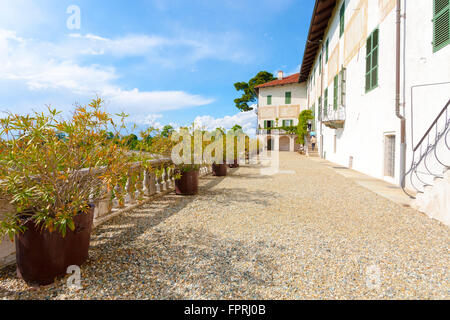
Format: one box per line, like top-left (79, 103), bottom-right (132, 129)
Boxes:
top-left (299, 0), bottom-right (449, 225)
top-left (255, 71), bottom-right (308, 152)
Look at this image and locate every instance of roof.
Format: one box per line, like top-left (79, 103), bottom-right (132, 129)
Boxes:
top-left (298, 0), bottom-right (337, 82)
top-left (254, 73), bottom-right (301, 90)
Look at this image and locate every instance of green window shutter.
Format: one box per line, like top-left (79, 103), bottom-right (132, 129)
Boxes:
top-left (264, 120), bottom-right (268, 128)
top-left (318, 96), bottom-right (322, 121)
top-left (282, 120), bottom-right (286, 127)
top-left (267, 95), bottom-right (272, 105)
top-left (333, 75), bottom-right (338, 110)
top-left (326, 39), bottom-right (329, 63)
top-left (339, 68), bottom-right (346, 106)
top-left (340, 2), bottom-right (345, 38)
top-left (366, 28), bottom-right (379, 92)
top-left (319, 53), bottom-right (322, 74)
top-left (324, 88), bottom-right (328, 116)
top-left (285, 92), bottom-right (292, 104)
top-left (434, 0), bottom-right (450, 52)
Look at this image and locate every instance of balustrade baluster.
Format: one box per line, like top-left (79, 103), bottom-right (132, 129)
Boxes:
top-left (126, 168), bottom-right (136, 204)
top-left (136, 165), bottom-right (144, 201)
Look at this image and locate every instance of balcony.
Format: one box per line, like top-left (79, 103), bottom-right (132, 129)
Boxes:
top-left (321, 105), bottom-right (346, 129)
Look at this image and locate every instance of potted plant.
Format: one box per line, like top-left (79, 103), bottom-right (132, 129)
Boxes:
top-left (211, 128), bottom-right (228, 177)
top-left (169, 127), bottom-right (203, 195)
top-left (0, 98), bottom-right (130, 285)
top-left (228, 125), bottom-right (243, 168)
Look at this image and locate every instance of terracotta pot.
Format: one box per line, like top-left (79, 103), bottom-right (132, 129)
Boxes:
top-left (212, 163), bottom-right (227, 176)
top-left (175, 170), bottom-right (199, 195)
top-left (15, 205), bottom-right (95, 286)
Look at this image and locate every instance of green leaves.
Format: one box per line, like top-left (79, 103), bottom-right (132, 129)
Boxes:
top-left (296, 110), bottom-right (314, 145)
top-left (233, 71), bottom-right (276, 112)
top-left (0, 98), bottom-right (132, 238)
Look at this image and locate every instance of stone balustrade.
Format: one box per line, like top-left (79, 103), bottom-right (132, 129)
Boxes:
top-left (0, 158), bottom-right (213, 269)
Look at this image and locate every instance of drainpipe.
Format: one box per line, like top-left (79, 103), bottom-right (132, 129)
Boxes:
top-left (396, 0), bottom-right (406, 187)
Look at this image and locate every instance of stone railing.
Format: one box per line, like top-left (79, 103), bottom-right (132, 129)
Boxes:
top-left (0, 158), bottom-right (212, 269)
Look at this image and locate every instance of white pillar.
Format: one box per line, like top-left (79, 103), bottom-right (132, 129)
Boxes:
top-left (289, 136), bottom-right (295, 152)
top-left (274, 135), bottom-right (280, 151)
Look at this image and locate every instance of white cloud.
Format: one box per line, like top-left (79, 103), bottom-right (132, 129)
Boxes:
top-left (193, 106), bottom-right (257, 134)
top-left (0, 28), bottom-right (215, 115)
top-left (127, 113), bottom-right (164, 128)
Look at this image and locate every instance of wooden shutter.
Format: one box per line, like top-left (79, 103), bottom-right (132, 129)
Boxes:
top-left (333, 75), bottom-right (338, 110)
top-left (324, 88), bottom-right (328, 116)
top-left (434, 0), bottom-right (450, 52)
top-left (326, 39), bottom-right (329, 63)
top-left (339, 68), bottom-right (346, 107)
top-left (366, 29), bottom-right (379, 92)
top-left (340, 2), bottom-right (345, 37)
top-left (319, 53), bottom-right (322, 74)
top-left (318, 96), bottom-right (322, 121)
top-left (285, 92), bottom-right (291, 104)
top-left (267, 95), bottom-right (272, 105)
top-left (264, 120), bottom-right (268, 129)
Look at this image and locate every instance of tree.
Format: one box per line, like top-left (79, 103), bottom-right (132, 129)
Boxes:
top-left (296, 110), bottom-right (314, 145)
top-left (161, 125), bottom-right (174, 138)
top-left (231, 124), bottom-right (242, 132)
top-left (125, 134), bottom-right (138, 149)
top-left (234, 71), bottom-right (276, 112)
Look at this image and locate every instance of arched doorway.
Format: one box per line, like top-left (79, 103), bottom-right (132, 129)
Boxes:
top-left (279, 136), bottom-right (290, 152)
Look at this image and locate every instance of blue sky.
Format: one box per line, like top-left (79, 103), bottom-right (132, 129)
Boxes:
top-left (0, 0), bottom-right (314, 132)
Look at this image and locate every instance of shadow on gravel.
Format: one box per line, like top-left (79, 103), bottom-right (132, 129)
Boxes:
top-left (0, 170), bottom-right (280, 299)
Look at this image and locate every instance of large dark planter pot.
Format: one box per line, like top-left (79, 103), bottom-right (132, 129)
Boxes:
top-left (175, 170), bottom-right (199, 195)
top-left (212, 163), bottom-right (228, 176)
top-left (15, 205), bottom-right (95, 286)
top-left (228, 159), bottom-right (239, 168)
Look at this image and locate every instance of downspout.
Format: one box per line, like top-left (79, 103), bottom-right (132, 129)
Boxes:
top-left (320, 45), bottom-right (324, 159)
top-left (395, 0), bottom-right (406, 187)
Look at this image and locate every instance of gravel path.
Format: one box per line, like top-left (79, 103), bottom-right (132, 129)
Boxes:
top-left (1, 152), bottom-right (449, 299)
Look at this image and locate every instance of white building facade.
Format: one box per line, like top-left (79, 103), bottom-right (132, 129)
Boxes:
top-left (300, 0), bottom-right (449, 224)
top-left (255, 72), bottom-right (308, 152)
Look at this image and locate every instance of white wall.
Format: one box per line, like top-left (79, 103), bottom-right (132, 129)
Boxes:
top-left (306, 0), bottom-right (450, 186)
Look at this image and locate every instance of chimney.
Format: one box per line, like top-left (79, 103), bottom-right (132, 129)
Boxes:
top-left (278, 71), bottom-right (284, 80)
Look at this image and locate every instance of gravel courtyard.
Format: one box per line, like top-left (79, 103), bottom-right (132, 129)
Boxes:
top-left (1, 152), bottom-right (448, 299)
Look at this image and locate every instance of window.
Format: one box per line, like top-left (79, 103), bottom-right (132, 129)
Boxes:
top-left (384, 135), bottom-right (396, 177)
top-left (285, 92), bottom-right (292, 104)
top-left (267, 95), bottom-right (272, 105)
top-left (282, 120), bottom-right (294, 127)
top-left (434, 0), bottom-right (450, 52)
top-left (325, 39), bottom-right (329, 63)
top-left (366, 28), bottom-right (379, 92)
top-left (333, 75), bottom-right (338, 110)
top-left (264, 120), bottom-right (274, 128)
top-left (324, 88), bottom-right (328, 116)
top-left (339, 2), bottom-right (345, 38)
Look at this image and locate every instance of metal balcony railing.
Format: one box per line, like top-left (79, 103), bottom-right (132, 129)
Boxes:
top-left (321, 105), bottom-right (346, 129)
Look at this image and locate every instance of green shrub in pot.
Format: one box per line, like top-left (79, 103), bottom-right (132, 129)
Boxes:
top-left (0, 98), bottom-right (131, 285)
